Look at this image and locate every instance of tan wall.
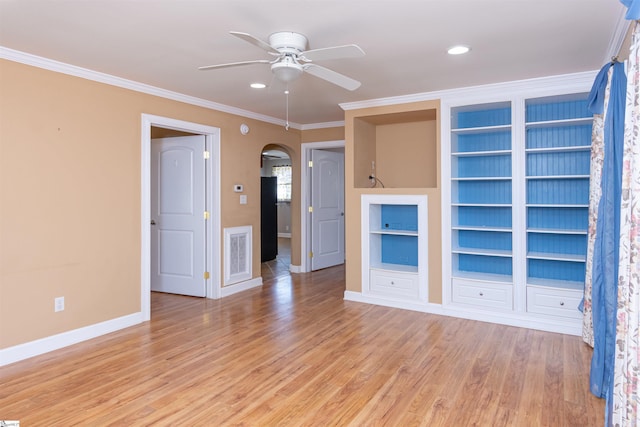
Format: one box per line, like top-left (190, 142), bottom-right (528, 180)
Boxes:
top-left (301, 126), bottom-right (344, 143)
top-left (344, 100), bottom-right (442, 304)
top-left (0, 59), bottom-right (301, 348)
top-left (376, 121), bottom-right (437, 188)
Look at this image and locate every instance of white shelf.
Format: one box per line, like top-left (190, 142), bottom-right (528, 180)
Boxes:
top-left (527, 227), bottom-right (586, 235)
top-left (527, 278), bottom-right (584, 291)
top-left (452, 150), bottom-right (512, 157)
top-left (370, 228), bottom-right (418, 236)
top-left (452, 270), bottom-right (513, 284)
top-left (453, 203), bottom-right (512, 207)
top-left (526, 145), bottom-right (590, 153)
top-left (453, 246), bottom-right (512, 257)
top-left (453, 225), bottom-right (512, 232)
top-left (370, 262), bottom-right (419, 274)
top-left (452, 176), bottom-right (511, 181)
top-left (526, 204), bottom-right (589, 208)
top-left (526, 175), bottom-right (589, 180)
top-left (526, 251), bottom-right (586, 262)
top-left (525, 117), bottom-right (593, 128)
top-left (451, 124), bottom-right (511, 134)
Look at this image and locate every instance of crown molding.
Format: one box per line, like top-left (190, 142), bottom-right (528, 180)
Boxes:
top-left (299, 120), bottom-right (345, 131)
top-left (0, 46), bottom-right (303, 130)
top-left (606, 5), bottom-right (632, 62)
top-left (340, 70), bottom-right (598, 111)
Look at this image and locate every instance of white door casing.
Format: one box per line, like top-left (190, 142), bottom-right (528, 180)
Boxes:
top-left (151, 136), bottom-right (206, 297)
top-left (311, 149), bottom-right (345, 270)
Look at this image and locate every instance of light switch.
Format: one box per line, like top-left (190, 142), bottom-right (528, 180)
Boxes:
top-left (240, 195), bottom-right (247, 205)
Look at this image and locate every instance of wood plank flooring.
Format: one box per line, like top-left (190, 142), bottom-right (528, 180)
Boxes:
top-left (1, 265), bottom-right (604, 426)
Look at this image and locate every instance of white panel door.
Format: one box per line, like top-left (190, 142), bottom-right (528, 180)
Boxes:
top-left (311, 149), bottom-right (345, 270)
top-left (151, 136), bottom-right (206, 297)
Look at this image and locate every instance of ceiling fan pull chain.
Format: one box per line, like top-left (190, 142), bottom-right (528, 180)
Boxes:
top-left (285, 89), bottom-right (290, 131)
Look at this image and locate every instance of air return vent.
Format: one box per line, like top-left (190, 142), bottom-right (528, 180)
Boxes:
top-left (224, 226), bottom-right (252, 285)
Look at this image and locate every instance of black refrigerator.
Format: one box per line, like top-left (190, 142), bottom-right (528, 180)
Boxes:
top-left (261, 176), bottom-right (278, 262)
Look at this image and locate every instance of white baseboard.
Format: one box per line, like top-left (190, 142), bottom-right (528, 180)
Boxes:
top-left (220, 277), bottom-right (263, 297)
top-left (0, 312), bottom-right (144, 367)
top-left (289, 264), bottom-right (303, 273)
top-left (277, 233), bottom-right (291, 238)
top-left (343, 291), bottom-right (582, 336)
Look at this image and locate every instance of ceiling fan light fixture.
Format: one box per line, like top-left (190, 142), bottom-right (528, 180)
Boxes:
top-left (448, 45), bottom-right (470, 55)
top-left (271, 60), bottom-right (304, 83)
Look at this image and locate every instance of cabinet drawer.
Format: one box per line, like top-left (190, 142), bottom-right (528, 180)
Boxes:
top-left (369, 270), bottom-right (419, 298)
top-left (452, 278), bottom-right (513, 310)
top-left (526, 286), bottom-right (582, 319)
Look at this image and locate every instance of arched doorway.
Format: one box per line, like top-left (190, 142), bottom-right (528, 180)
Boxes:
top-left (260, 144), bottom-right (293, 280)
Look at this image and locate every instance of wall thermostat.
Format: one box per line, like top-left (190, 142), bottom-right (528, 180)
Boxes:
top-left (234, 184), bottom-right (243, 192)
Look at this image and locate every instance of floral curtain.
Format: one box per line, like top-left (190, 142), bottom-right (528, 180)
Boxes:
top-left (612, 19), bottom-right (640, 427)
top-left (583, 11), bottom-right (640, 425)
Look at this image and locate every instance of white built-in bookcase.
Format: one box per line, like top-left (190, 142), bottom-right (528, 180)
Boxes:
top-left (444, 89), bottom-right (592, 330)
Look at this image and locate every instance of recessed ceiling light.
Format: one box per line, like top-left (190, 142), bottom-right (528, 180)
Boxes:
top-left (448, 45), bottom-right (470, 55)
top-left (250, 83), bottom-right (266, 89)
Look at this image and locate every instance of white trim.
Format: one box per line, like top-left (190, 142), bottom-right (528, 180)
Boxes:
top-left (289, 264), bottom-right (303, 273)
top-left (277, 232), bottom-right (291, 238)
top-left (606, 5), bottom-right (632, 62)
top-left (343, 292), bottom-right (581, 336)
top-left (141, 114), bottom-right (222, 317)
top-left (340, 71), bottom-right (598, 112)
top-left (300, 140), bottom-right (345, 273)
top-left (220, 277), bottom-right (263, 297)
top-left (299, 121), bottom-right (345, 130)
top-left (0, 312), bottom-right (143, 366)
top-left (0, 46), bottom-right (301, 130)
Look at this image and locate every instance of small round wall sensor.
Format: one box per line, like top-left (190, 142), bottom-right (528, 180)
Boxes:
top-left (240, 124), bottom-right (250, 135)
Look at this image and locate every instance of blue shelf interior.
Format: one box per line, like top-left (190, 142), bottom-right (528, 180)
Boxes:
top-left (452, 95), bottom-right (591, 285)
top-left (455, 106), bottom-right (511, 128)
top-left (528, 259), bottom-right (586, 282)
top-left (380, 205), bottom-right (418, 267)
top-left (458, 254), bottom-right (512, 276)
top-left (528, 233), bottom-right (587, 256)
top-left (455, 130), bottom-right (511, 152)
top-left (527, 207), bottom-right (588, 230)
top-left (526, 125), bottom-right (592, 149)
top-left (457, 206), bottom-right (512, 228)
top-left (457, 154), bottom-right (511, 177)
top-left (526, 98), bottom-right (590, 122)
top-left (458, 230), bottom-right (512, 251)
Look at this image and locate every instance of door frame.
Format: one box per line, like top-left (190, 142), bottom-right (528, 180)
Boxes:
top-left (141, 114), bottom-right (221, 320)
top-left (300, 140), bottom-right (345, 273)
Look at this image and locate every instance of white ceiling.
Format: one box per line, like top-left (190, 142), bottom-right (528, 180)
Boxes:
top-left (0, 1), bottom-right (627, 126)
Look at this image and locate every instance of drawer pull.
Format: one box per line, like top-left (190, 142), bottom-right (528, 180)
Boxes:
top-left (390, 281), bottom-right (394, 285)
top-left (560, 301), bottom-right (565, 306)
top-left (479, 292), bottom-right (484, 297)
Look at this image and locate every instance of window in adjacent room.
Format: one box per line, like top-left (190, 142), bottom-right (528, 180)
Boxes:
top-left (272, 165), bottom-right (292, 201)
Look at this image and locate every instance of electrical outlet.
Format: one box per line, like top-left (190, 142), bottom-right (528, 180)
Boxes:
top-left (54, 296), bottom-right (65, 312)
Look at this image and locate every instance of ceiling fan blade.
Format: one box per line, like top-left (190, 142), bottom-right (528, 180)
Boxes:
top-left (303, 63), bottom-right (361, 91)
top-left (198, 59), bottom-right (271, 71)
top-left (300, 44), bottom-right (365, 62)
top-left (230, 31), bottom-right (280, 55)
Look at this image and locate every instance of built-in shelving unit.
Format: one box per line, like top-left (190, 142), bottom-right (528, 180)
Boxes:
top-left (447, 93), bottom-right (591, 320)
top-left (362, 194), bottom-right (428, 302)
top-left (450, 102), bottom-right (514, 309)
top-left (524, 95), bottom-right (591, 317)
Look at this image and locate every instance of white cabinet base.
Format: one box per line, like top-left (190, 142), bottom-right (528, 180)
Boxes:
top-left (452, 278), bottom-right (513, 311)
top-left (526, 286), bottom-right (582, 319)
top-left (370, 269), bottom-right (419, 299)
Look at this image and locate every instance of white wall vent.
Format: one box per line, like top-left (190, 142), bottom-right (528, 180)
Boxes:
top-left (224, 225), bottom-right (252, 285)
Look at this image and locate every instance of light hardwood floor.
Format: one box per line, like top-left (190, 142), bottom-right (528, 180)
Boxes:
top-left (1, 264), bottom-right (603, 426)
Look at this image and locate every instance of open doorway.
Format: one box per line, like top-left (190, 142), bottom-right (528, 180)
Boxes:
top-left (260, 146), bottom-right (292, 281)
top-left (141, 114), bottom-right (221, 321)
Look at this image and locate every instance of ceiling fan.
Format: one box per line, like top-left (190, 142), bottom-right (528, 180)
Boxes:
top-left (199, 31), bottom-right (365, 91)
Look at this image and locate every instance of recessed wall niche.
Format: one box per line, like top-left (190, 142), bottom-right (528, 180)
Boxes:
top-left (353, 108), bottom-right (438, 189)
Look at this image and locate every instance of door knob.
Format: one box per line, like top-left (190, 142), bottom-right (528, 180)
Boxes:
top-left (150, 220), bottom-right (156, 225)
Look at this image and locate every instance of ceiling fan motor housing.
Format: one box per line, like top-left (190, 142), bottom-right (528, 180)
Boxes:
top-left (269, 31), bottom-right (308, 54)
